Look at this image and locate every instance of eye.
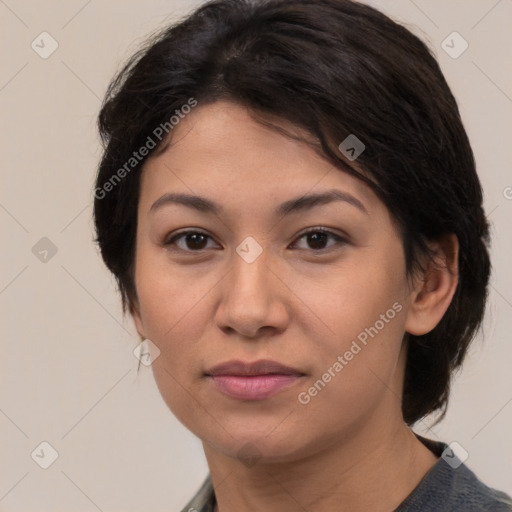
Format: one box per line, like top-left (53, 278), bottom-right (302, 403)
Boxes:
top-left (164, 230), bottom-right (220, 252)
top-left (291, 228), bottom-right (347, 251)
top-left (164, 227), bottom-right (347, 253)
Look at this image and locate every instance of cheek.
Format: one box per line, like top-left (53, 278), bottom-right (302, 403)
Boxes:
top-left (294, 251), bottom-right (408, 351)
top-left (133, 249), bottom-right (217, 368)
top-left (135, 262), bottom-right (216, 426)
top-left (293, 250), bottom-right (409, 408)
top-left (293, 299), bottom-right (407, 440)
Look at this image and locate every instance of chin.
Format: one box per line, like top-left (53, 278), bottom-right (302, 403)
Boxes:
top-left (200, 421), bottom-right (324, 466)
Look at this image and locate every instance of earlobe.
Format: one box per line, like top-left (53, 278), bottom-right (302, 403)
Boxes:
top-left (405, 234), bottom-right (459, 336)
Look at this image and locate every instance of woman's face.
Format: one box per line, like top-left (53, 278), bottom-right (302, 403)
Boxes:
top-left (132, 100), bottom-right (417, 463)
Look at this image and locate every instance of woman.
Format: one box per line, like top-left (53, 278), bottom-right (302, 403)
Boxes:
top-left (93, 0), bottom-right (512, 510)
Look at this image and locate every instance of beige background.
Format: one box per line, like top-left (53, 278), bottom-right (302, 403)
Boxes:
top-left (1, 0), bottom-right (511, 510)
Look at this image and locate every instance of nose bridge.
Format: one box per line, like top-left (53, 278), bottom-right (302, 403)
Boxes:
top-left (229, 241), bottom-right (273, 305)
top-left (215, 239), bottom-right (288, 337)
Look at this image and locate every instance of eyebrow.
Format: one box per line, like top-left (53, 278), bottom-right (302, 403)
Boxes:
top-left (149, 190), bottom-right (368, 216)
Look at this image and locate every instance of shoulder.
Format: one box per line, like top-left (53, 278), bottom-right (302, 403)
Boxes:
top-left (447, 462), bottom-right (512, 511)
top-left (180, 475), bottom-right (216, 512)
top-left (396, 439), bottom-right (512, 512)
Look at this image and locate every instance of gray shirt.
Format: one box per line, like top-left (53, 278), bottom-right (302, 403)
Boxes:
top-left (181, 438), bottom-right (512, 511)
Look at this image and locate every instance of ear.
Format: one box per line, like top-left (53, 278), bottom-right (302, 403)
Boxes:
top-left (404, 234), bottom-right (459, 336)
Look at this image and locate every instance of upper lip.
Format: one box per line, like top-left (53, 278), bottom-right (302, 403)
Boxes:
top-left (205, 359), bottom-right (305, 377)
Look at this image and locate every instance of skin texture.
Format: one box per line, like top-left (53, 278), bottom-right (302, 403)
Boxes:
top-left (131, 101), bottom-right (459, 512)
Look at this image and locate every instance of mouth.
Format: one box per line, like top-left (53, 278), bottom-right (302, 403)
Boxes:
top-left (205, 359), bottom-right (306, 401)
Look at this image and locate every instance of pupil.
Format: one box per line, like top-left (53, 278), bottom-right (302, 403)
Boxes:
top-left (308, 232), bottom-right (327, 249)
top-left (187, 233), bottom-right (207, 250)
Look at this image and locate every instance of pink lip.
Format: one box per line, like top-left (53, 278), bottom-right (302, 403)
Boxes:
top-left (209, 374), bottom-right (302, 400)
top-left (205, 359), bottom-right (305, 400)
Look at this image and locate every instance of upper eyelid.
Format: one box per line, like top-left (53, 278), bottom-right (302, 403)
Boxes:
top-left (296, 227), bottom-right (347, 239)
top-left (165, 229), bottom-right (216, 245)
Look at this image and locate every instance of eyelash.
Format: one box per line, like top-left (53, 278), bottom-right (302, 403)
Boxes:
top-left (163, 227), bottom-right (348, 253)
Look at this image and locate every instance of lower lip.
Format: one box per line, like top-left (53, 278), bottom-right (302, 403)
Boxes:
top-left (208, 374), bottom-right (302, 400)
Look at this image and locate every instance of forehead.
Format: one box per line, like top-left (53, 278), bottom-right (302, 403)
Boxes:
top-left (139, 100), bottom-right (379, 215)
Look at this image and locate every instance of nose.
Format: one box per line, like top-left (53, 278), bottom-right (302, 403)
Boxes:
top-left (214, 245), bottom-right (290, 339)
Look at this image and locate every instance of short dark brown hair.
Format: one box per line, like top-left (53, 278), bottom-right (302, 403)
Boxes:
top-left (94, 0), bottom-right (491, 425)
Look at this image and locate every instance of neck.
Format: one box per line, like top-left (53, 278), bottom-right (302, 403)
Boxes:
top-left (204, 418), bottom-right (437, 512)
